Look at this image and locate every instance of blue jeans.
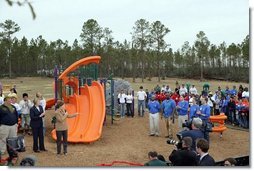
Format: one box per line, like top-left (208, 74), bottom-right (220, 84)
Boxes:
top-left (138, 100), bottom-right (145, 117)
top-left (228, 110), bottom-right (235, 124)
top-left (238, 112), bottom-right (248, 128)
top-left (120, 103), bottom-right (125, 117)
top-left (202, 119), bottom-right (210, 142)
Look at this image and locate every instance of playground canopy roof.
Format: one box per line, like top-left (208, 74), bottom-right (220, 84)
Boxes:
top-left (59, 56), bottom-right (101, 79)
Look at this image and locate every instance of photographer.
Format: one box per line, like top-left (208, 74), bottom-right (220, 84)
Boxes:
top-left (180, 117), bottom-right (204, 151)
top-left (168, 137), bottom-right (198, 166)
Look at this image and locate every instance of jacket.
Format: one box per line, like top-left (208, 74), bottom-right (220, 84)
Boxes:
top-left (0, 104), bottom-right (18, 126)
top-left (199, 154), bottom-right (215, 166)
top-left (30, 105), bottom-right (44, 128)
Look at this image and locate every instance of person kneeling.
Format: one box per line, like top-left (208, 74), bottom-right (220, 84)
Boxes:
top-left (144, 151), bottom-right (167, 166)
top-left (169, 137), bottom-right (198, 166)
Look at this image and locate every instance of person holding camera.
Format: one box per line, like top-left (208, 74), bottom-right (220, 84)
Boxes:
top-left (180, 117), bottom-right (204, 151)
top-left (161, 93), bottom-right (176, 138)
top-left (55, 100), bottom-right (78, 155)
top-left (168, 136), bottom-right (198, 166)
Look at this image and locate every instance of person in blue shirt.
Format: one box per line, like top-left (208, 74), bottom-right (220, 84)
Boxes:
top-left (161, 93), bottom-right (176, 138)
top-left (176, 96), bottom-right (189, 131)
top-left (230, 85), bottom-right (237, 96)
top-left (147, 95), bottom-right (161, 136)
top-left (189, 99), bottom-right (200, 120)
top-left (224, 86), bottom-right (230, 96)
top-left (197, 98), bottom-right (210, 122)
top-left (197, 98), bottom-right (210, 142)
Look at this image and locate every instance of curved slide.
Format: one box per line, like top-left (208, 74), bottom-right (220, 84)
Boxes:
top-left (50, 56), bottom-right (106, 143)
top-left (51, 81), bottom-right (105, 143)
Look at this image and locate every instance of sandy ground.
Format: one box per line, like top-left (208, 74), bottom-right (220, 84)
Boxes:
top-left (0, 77), bottom-right (250, 167)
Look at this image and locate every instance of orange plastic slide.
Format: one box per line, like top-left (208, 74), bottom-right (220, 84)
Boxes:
top-left (51, 81), bottom-right (105, 143)
top-left (46, 98), bottom-right (55, 110)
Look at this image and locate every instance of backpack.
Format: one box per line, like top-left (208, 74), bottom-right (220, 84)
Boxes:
top-left (6, 136), bottom-right (26, 158)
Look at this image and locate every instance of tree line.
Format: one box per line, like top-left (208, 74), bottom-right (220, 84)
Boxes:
top-left (0, 19), bottom-right (249, 82)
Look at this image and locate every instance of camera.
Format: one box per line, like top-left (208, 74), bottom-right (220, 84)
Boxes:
top-left (167, 133), bottom-right (183, 150)
top-left (182, 120), bottom-right (192, 130)
top-left (182, 118), bottom-right (213, 132)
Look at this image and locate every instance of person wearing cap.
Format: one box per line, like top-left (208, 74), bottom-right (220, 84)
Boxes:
top-left (161, 93), bottom-right (176, 138)
top-left (9, 93), bottom-right (21, 116)
top-left (147, 95), bottom-right (161, 136)
top-left (0, 95), bottom-right (19, 154)
top-left (180, 117), bottom-right (204, 151)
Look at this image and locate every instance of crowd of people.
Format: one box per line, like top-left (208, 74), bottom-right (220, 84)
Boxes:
top-left (0, 86), bottom-right (78, 160)
top-left (117, 83), bottom-right (249, 131)
top-left (117, 83), bottom-right (249, 166)
top-left (0, 81), bottom-right (249, 166)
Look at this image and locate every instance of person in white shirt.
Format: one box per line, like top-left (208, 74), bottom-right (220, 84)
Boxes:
top-left (161, 85), bottom-right (166, 92)
top-left (189, 94), bottom-right (195, 106)
top-left (165, 85), bottom-right (171, 94)
top-left (179, 84), bottom-right (187, 96)
top-left (189, 85), bottom-right (198, 95)
top-left (125, 91), bottom-right (134, 117)
top-left (0, 89), bottom-right (4, 105)
top-left (242, 87), bottom-right (249, 99)
top-left (118, 90), bottom-right (126, 118)
top-left (19, 93), bottom-right (33, 134)
top-left (137, 86), bottom-right (147, 117)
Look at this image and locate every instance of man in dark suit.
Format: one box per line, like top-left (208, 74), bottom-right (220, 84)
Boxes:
top-left (30, 98), bottom-right (47, 153)
top-left (196, 138), bottom-right (215, 166)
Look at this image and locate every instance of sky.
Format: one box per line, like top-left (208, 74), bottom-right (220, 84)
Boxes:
top-left (0, 0), bottom-right (249, 51)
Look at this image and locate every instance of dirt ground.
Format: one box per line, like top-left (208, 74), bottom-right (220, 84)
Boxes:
top-left (0, 77), bottom-right (250, 167)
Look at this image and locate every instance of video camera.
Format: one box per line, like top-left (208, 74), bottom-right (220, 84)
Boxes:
top-left (182, 118), bottom-right (213, 132)
top-left (182, 120), bottom-right (192, 130)
top-left (166, 133), bottom-right (183, 150)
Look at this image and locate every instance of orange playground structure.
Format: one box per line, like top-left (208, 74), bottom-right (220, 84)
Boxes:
top-left (46, 56), bottom-right (105, 143)
top-left (209, 113), bottom-right (227, 137)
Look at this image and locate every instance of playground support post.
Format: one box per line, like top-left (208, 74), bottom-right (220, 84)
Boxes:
top-left (111, 79), bottom-right (115, 124)
top-left (54, 65), bottom-right (58, 110)
top-left (132, 90), bottom-right (135, 115)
